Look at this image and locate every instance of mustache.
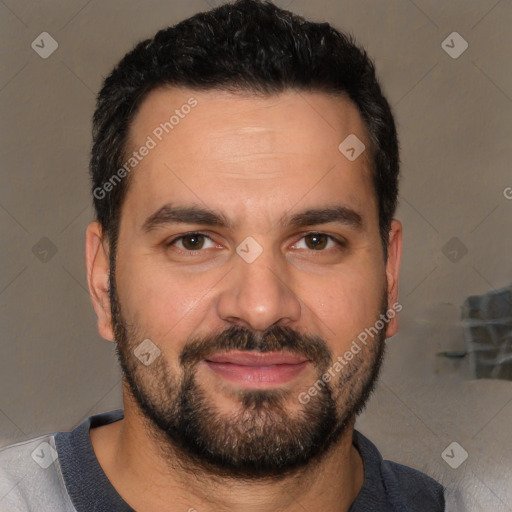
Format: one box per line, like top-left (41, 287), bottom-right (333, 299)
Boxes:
top-left (179, 324), bottom-right (332, 370)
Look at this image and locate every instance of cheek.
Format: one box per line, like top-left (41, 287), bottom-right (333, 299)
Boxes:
top-left (303, 262), bottom-right (385, 351)
top-left (115, 254), bottom-right (213, 341)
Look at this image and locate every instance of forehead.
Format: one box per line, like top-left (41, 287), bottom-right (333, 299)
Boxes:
top-left (121, 87), bottom-right (376, 230)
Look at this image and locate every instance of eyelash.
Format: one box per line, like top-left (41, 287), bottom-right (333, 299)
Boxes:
top-left (164, 231), bottom-right (346, 254)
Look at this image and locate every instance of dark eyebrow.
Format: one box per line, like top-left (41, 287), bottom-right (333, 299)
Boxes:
top-left (142, 204), bottom-right (233, 232)
top-left (282, 205), bottom-right (364, 230)
top-left (142, 203), bottom-right (364, 233)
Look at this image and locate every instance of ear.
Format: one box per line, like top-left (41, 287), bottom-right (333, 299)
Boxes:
top-left (86, 221), bottom-right (115, 341)
top-left (384, 219), bottom-right (402, 339)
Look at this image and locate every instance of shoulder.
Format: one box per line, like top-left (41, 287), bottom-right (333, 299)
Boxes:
top-left (0, 410), bottom-right (124, 512)
top-left (352, 430), bottom-right (445, 512)
top-left (381, 459), bottom-right (445, 509)
top-left (0, 434), bottom-right (74, 512)
top-left (0, 434), bottom-right (57, 491)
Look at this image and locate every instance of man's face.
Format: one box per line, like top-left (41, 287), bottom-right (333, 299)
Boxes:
top-left (98, 88), bottom-right (400, 478)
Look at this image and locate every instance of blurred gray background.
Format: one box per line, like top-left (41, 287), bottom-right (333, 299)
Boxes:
top-left (1, 0), bottom-right (511, 510)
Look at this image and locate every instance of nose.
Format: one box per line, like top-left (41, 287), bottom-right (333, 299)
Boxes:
top-left (216, 246), bottom-right (302, 332)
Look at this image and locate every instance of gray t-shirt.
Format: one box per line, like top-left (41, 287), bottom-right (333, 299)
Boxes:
top-left (0, 409), bottom-right (445, 511)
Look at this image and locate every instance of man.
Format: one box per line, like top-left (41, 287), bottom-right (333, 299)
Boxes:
top-left (0, 1), bottom-right (445, 510)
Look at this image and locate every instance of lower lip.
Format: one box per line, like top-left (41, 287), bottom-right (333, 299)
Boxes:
top-left (204, 361), bottom-right (309, 388)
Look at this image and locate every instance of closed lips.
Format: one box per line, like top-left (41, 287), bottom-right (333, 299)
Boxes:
top-left (205, 351), bottom-right (309, 366)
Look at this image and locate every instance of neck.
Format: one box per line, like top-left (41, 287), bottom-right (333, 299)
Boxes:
top-left (90, 387), bottom-right (364, 512)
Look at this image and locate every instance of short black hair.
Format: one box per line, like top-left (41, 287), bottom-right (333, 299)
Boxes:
top-left (90, 0), bottom-right (399, 260)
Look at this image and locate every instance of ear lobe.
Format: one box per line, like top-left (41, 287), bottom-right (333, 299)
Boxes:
top-left (86, 221), bottom-right (115, 341)
top-left (384, 219), bottom-right (402, 339)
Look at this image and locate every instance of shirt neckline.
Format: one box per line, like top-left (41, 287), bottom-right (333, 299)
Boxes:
top-left (56, 409), bottom-right (385, 512)
top-left (55, 409), bottom-right (134, 512)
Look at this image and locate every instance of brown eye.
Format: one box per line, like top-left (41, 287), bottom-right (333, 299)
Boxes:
top-left (167, 233), bottom-right (216, 252)
top-left (304, 233), bottom-right (329, 250)
top-left (180, 234), bottom-right (205, 250)
top-left (294, 232), bottom-right (342, 251)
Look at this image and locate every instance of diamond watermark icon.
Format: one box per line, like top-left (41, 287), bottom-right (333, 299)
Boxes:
top-left (236, 236), bottom-right (263, 263)
top-left (31, 32), bottom-right (59, 59)
top-left (338, 134), bottom-right (365, 162)
top-left (441, 441), bottom-right (468, 469)
top-left (32, 237), bottom-right (58, 263)
top-left (134, 339), bottom-right (161, 366)
top-left (441, 32), bottom-right (468, 59)
top-left (442, 237), bottom-right (467, 263)
top-left (31, 442), bottom-right (58, 469)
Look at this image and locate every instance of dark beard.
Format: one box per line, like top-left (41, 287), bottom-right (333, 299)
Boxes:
top-left (109, 265), bottom-right (388, 480)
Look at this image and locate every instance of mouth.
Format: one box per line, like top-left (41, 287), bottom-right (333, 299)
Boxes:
top-left (203, 351), bottom-right (310, 388)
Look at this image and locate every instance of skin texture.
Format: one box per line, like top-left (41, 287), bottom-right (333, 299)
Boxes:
top-left (86, 87), bottom-right (402, 512)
